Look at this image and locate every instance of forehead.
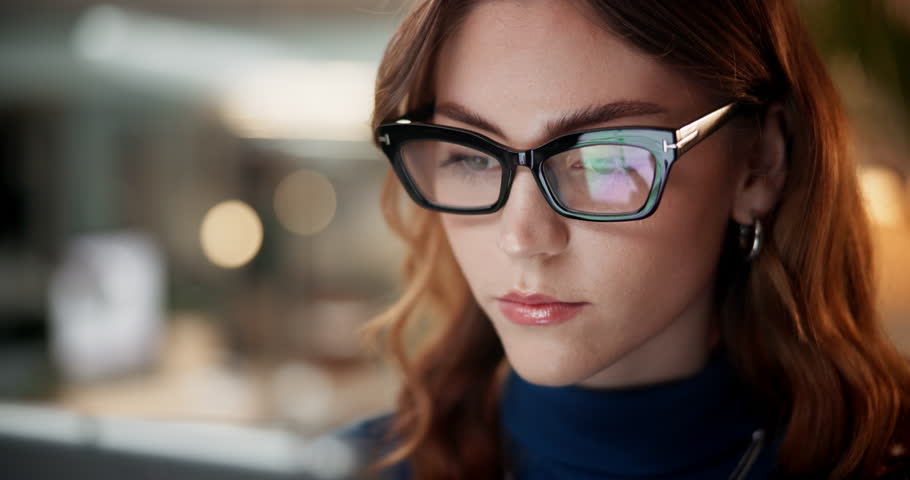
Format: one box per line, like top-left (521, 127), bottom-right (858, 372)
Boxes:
top-left (433, 0), bottom-right (704, 146)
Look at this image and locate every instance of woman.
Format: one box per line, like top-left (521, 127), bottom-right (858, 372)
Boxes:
top-left (342, 0), bottom-right (910, 478)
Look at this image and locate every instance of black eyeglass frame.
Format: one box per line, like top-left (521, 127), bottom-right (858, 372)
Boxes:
top-left (375, 102), bottom-right (739, 222)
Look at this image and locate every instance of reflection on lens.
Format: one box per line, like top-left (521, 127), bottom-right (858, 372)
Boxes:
top-left (543, 144), bottom-right (655, 215)
top-left (400, 140), bottom-right (503, 208)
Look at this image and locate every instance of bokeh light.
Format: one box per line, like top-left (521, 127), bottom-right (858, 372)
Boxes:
top-left (859, 165), bottom-right (908, 227)
top-left (199, 200), bottom-right (263, 268)
top-left (273, 169), bottom-right (337, 236)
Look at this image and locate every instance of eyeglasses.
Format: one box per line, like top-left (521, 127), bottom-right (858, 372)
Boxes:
top-left (375, 102), bottom-right (738, 222)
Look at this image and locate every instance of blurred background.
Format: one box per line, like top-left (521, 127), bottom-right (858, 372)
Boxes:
top-left (0, 0), bottom-right (908, 477)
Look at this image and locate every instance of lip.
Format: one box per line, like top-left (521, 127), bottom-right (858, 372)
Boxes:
top-left (496, 291), bottom-right (588, 326)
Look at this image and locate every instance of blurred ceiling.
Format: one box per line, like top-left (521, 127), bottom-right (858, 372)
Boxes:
top-left (0, 0), bottom-right (412, 18)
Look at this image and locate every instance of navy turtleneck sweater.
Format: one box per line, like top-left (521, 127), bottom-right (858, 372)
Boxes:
top-left (499, 350), bottom-right (781, 479)
top-left (339, 350), bottom-right (782, 479)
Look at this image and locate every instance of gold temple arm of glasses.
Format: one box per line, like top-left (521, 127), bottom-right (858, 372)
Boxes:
top-left (663, 103), bottom-right (737, 156)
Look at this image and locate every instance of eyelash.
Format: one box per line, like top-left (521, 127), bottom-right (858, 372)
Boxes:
top-left (439, 152), bottom-right (500, 171)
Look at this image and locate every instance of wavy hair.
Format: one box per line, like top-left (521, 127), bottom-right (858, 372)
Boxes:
top-left (362, 1), bottom-right (910, 478)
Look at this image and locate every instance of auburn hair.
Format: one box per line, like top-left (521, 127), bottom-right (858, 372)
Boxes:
top-left (362, 1), bottom-right (910, 478)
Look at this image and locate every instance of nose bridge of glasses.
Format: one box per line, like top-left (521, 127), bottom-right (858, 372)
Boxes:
top-left (511, 149), bottom-right (538, 170)
top-left (504, 150), bottom-right (554, 214)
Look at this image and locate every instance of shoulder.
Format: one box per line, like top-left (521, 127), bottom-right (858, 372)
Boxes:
top-left (307, 413), bottom-right (410, 480)
top-left (334, 413), bottom-right (395, 445)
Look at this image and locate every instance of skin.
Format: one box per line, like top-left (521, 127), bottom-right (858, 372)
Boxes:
top-left (433, 0), bottom-right (787, 388)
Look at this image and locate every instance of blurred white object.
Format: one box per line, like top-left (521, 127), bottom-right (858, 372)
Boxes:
top-left (0, 403), bottom-right (357, 479)
top-left (48, 232), bottom-right (165, 382)
top-left (72, 5), bottom-right (376, 142)
top-left (217, 60), bottom-right (375, 141)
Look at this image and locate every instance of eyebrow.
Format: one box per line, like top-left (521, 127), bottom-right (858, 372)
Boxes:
top-left (433, 100), bottom-right (669, 140)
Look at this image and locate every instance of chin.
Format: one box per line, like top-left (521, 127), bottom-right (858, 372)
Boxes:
top-left (504, 345), bottom-right (599, 388)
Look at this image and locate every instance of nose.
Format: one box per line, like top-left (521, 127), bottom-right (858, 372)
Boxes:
top-left (497, 170), bottom-right (570, 260)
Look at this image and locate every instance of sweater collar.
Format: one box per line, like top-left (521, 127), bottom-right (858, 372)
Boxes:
top-left (499, 349), bottom-right (766, 477)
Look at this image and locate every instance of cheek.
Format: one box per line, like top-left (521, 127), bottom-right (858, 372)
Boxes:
top-left (660, 145), bottom-right (739, 240)
top-left (439, 214), bottom-right (502, 286)
top-left (572, 205), bottom-right (725, 317)
top-left (638, 150), bottom-right (736, 269)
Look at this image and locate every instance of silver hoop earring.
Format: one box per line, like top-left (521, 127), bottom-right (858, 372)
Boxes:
top-left (739, 219), bottom-right (763, 262)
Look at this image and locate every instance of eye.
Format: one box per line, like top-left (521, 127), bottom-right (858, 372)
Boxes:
top-left (442, 153), bottom-right (499, 172)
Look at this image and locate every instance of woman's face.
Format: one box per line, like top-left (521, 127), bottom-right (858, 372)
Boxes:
top-left (433, 0), bottom-right (747, 388)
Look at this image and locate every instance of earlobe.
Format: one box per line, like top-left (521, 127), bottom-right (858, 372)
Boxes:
top-left (731, 103), bottom-right (790, 225)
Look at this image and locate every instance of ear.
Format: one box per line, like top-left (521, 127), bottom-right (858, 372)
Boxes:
top-left (731, 103), bottom-right (789, 224)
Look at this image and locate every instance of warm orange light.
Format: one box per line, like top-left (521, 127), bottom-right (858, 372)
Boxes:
top-left (859, 165), bottom-right (907, 228)
top-left (199, 200), bottom-right (263, 268)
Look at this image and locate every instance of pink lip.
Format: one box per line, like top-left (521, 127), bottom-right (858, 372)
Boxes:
top-left (496, 291), bottom-right (588, 326)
